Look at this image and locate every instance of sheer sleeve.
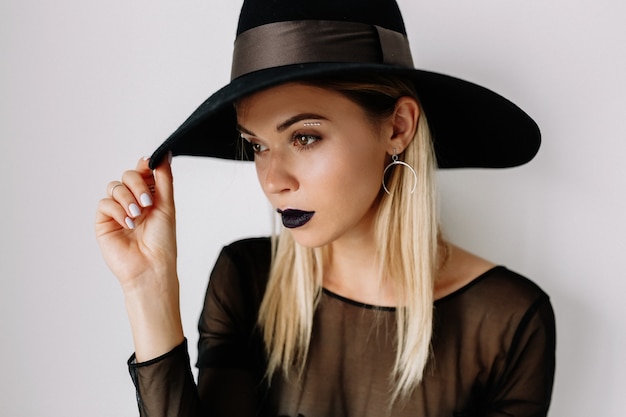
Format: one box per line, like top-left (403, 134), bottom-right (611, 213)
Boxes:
top-left (484, 294), bottom-right (556, 417)
top-left (128, 339), bottom-right (204, 417)
top-left (196, 238), bottom-right (272, 416)
top-left (127, 238), bottom-right (272, 417)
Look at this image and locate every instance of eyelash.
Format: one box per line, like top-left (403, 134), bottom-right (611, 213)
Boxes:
top-left (241, 132), bottom-right (322, 154)
top-left (292, 132), bottom-right (321, 150)
top-left (250, 141), bottom-right (267, 154)
top-left (240, 135), bottom-right (266, 154)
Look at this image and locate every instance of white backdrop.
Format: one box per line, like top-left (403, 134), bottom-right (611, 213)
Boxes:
top-left (1, 0), bottom-right (625, 415)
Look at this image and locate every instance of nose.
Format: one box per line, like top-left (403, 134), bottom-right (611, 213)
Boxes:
top-left (259, 151), bottom-right (299, 195)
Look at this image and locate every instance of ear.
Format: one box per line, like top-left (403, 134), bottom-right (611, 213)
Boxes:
top-left (385, 97), bottom-right (420, 155)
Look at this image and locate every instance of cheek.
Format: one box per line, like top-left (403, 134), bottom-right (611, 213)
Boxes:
top-left (314, 143), bottom-right (385, 200)
top-left (253, 160), bottom-right (270, 194)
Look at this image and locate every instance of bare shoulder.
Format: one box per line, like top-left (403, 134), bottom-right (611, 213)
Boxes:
top-left (434, 243), bottom-right (496, 301)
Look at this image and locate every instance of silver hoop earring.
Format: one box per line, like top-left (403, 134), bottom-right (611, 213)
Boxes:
top-left (382, 148), bottom-right (417, 195)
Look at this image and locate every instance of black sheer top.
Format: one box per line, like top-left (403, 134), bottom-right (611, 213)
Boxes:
top-left (129, 237), bottom-right (556, 417)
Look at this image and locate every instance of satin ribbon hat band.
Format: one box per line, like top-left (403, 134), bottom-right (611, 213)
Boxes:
top-left (230, 21), bottom-right (414, 78)
top-left (149, 0), bottom-right (540, 169)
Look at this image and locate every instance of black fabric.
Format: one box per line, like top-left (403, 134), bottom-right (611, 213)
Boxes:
top-left (128, 339), bottom-right (204, 416)
top-left (236, 0), bottom-right (408, 35)
top-left (128, 237), bottom-right (556, 417)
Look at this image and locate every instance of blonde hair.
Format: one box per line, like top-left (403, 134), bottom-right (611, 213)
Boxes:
top-left (257, 74), bottom-right (439, 401)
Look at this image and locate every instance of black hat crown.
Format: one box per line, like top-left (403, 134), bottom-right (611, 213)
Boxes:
top-left (237, 0), bottom-right (407, 35)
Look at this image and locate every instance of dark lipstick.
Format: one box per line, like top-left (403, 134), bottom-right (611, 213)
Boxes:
top-left (277, 209), bottom-right (315, 229)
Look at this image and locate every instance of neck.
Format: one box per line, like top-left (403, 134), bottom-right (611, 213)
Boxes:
top-left (323, 231), bottom-right (397, 307)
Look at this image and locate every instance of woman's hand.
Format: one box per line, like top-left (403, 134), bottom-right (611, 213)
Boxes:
top-left (96, 155), bottom-right (177, 292)
top-left (96, 154), bottom-right (184, 361)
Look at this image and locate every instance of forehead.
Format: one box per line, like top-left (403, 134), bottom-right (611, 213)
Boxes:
top-left (237, 82), bottom-right (334, 107)
top-left (235, 82), bottom-right (364, 124)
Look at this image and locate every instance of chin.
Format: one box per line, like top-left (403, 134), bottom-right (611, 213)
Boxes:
top-left (288, 229), bottom-right (332, 249)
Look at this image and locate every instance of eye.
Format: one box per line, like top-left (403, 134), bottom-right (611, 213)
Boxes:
top-left (251, 142), bottom-right (268, 153)
top-left (241, 134), bottom-right (268, 154)
top-left (293, 133), bottom-right (320, 148)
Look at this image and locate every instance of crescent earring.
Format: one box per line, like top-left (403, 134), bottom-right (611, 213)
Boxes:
top-left (382, 148), bottom-right (417, 195)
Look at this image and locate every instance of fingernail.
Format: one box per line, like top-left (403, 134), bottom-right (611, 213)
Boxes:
top-left (167, 151), bottom-right (173, 164)
top-left (125, 217), bottom-right (135, 229)
top-left (142, 156), bottom-right (150, 161)
top-left (129, 203), bottom-right (141, 218)
top-left (140, 192), bottom-right (153, 207)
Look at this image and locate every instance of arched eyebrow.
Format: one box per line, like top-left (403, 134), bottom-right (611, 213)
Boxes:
top-left (236, 113), bottom-right (327, 136)
top-left (276, 113), bottom-right (327, 132)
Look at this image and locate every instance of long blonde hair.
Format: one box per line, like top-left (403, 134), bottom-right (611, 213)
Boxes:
top-left (257, 74), bottom-right (439, 401)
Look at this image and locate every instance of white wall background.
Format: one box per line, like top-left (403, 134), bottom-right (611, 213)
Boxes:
top-left (1, 0), bottom-right (624, 415)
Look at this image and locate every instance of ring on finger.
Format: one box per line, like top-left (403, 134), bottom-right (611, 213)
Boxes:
top-left (109, 182), bottom-right (124, 199)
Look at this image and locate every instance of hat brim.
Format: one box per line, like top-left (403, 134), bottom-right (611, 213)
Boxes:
top-left (149, 63), bottom-right (540, 169)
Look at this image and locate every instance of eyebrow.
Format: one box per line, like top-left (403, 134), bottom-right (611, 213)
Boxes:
top-left (236, 113), bottom-right (327, 136)
top-left (276, 113), bottom-right (327, 132)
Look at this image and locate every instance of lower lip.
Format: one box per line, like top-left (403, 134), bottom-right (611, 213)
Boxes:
top-left (278, 209), bottom-right (315, 229)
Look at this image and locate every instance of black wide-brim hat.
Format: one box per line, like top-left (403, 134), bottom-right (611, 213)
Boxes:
top-left (149, 0), bottom-right (540, 169)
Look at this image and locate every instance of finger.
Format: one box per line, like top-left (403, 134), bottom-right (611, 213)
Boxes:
top-left (135, 155), bottom-right (152, 173)
top-left (108, 181), bottom-right (124, 199)
top-left (96, 198), bottom-right (136, 231)
top-left (137, 157), bottom-right (156, 197)
top-left (121, 169), bottom-right (154, 209)
top-left (152, 152), bottom-right (174, 209)
top-left (106, 180), bottom-right (143, 221)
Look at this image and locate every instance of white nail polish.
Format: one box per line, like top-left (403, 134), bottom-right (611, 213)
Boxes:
top-left (125, 217), bottom-right (135, 229)
top-left (142, 156), bottom-right (150, 161)
top-left (140, 193), bottom-right (153, 207)
top-left (129, 203), bottom-right (141, 218)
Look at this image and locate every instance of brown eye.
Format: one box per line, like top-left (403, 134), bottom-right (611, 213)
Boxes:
top-left (241, 135), bottom-right (268, 154)
top-left (252, 142), bottom-right (268, 153)
top-left (294, 134), bottom-right (320, 147)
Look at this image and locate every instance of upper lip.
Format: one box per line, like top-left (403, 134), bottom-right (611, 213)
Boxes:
top-left (277, 208), bottom-right (313, 215)
top-left (276, 208), bottom-right (315, 229)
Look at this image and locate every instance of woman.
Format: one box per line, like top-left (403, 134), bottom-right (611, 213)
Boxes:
top-left (95, 0), bottom-right (555, 416)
